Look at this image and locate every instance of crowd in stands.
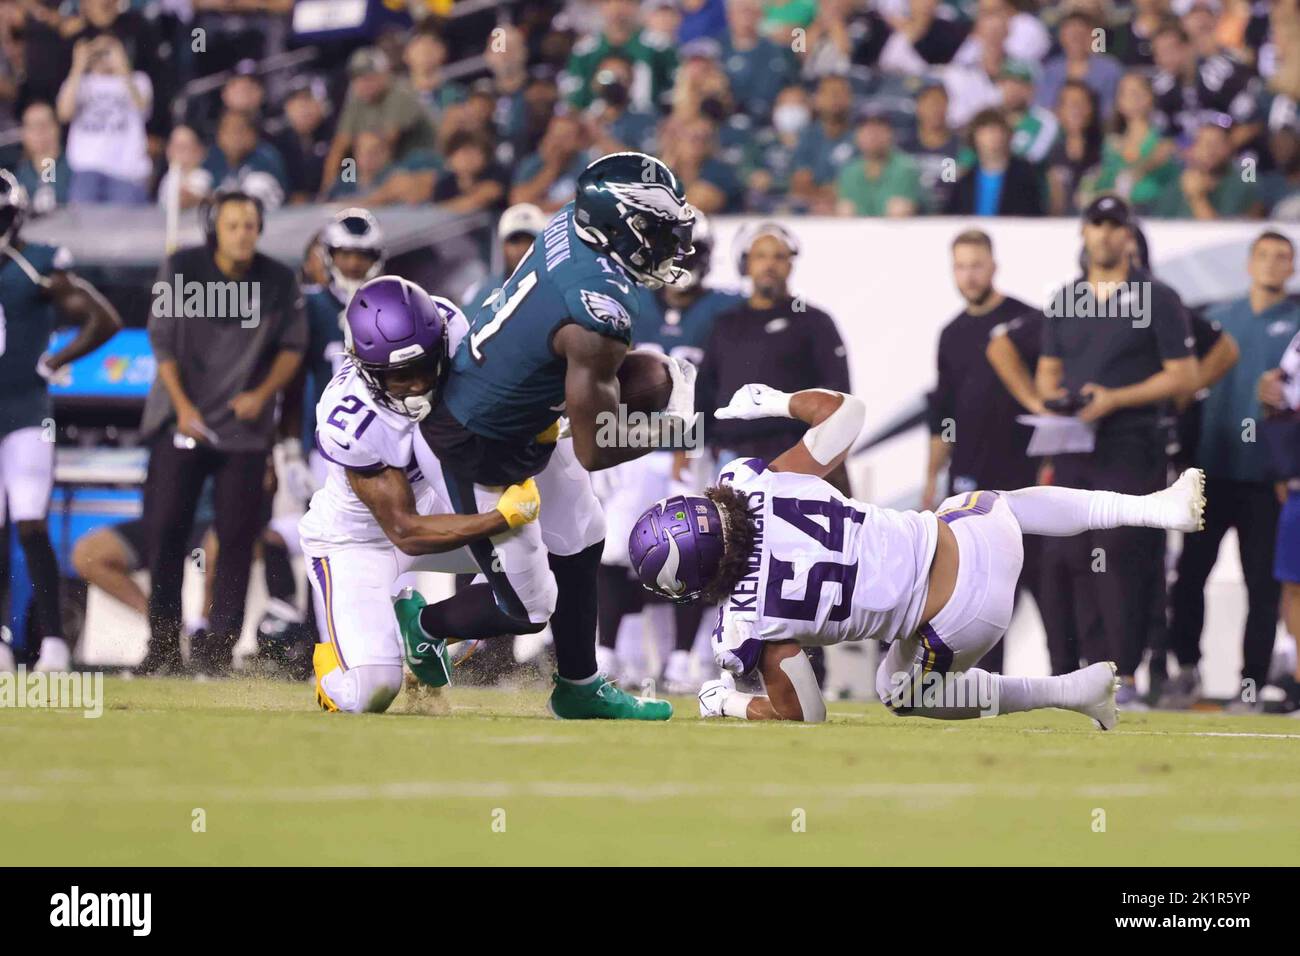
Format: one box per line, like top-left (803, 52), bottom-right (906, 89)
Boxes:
top-left (1, 0), bottom-right (1298, 220)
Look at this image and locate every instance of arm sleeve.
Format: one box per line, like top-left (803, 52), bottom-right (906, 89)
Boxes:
top-left (1189, 308), bottom-right (1223, 359)
top-left (696, 323), bottom-right (721, 435)
top-left (1152, 286), bottom-right (1194, 360)
top-left (148, 255), bottom-right (180, 363)
top-left (1039, 307), bottom-right (1059, 359)
top-left (1005, 313), bottom-right (1043, 362)
top-left (276, 275), bottom-right (309, 353)
top-left (929, 329), bottom-right (955, 436)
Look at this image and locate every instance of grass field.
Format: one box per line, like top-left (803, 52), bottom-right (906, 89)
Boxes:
top-left (3, 677), bottom-right (1299, 866)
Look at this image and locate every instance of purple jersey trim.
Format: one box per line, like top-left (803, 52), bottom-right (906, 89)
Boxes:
top-left (938, 490), bottom-right (1000, 524)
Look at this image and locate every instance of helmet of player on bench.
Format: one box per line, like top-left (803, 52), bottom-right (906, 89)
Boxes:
top-left (322, 207), bottom-right (385, 305)
top-left (573, 151), bottom-right (696, 290)
top-left (628, 493), bottom-right (728, 603)
top-left (0, 169), bottom-right (29, 250)
top-left (343, 275), bottom-right (450, 422)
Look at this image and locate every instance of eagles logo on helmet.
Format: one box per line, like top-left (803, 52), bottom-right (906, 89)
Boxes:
top-left (573, 151), bottom-right (697, 290)
top-left (322, 207), bottom-right (386, 306)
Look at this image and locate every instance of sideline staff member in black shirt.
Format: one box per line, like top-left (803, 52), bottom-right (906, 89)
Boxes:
top-left (138, 190), bottom-right (307, 675)
top-left (926, 228), bottom-right (1043, 673)
top-left (697, 222), bottom-right (851, 487)
top-left (1034, 195), bottom-right (1197, 706)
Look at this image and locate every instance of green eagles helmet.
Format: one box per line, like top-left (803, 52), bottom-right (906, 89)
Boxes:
top-left (573, 151), bottom-right (696, 289)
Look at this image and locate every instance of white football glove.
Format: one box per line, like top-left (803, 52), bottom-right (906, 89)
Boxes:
top-left (36, 353), bottom-right (71, 387)
top-left (274, 438), bottom-right (319, 504)
top-left (663, 355), bottom-right (698, 422)
top-left (698, 671), bottom-right (736, 719)
top-left (714, 383), bottom-right (793, 421)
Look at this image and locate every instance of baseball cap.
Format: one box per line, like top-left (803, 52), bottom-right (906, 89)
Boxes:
top-left (680, 37), bottom-right (722, 62)
top-left (1173, 0), bottom-right (1221, 15)
top-left (498, 203), bottom-right (547, 241)
top-left (1000, 60), bottom-right (1035, 84)
top-left (1083, 194), bottom-right (1131, 227)
top-left (347, 47), bottom-right (390, 77)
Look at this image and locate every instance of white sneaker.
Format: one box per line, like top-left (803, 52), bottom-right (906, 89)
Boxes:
top-left (33, 637), bottom-right (71, 673)
top-left (1072, 661), bottom-right (1120, 730)
top-left (662, 649), bottom-right (697, 695)
top-left (1149, 468), bottom-right (1206, 532)
top-left (0, 641), bottom-right (13, 673)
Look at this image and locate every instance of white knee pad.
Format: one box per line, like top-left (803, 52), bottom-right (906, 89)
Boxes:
top-left (320, 664), bottom-right (403, 714)
top-left (524, 573), bottom-right (558, 625)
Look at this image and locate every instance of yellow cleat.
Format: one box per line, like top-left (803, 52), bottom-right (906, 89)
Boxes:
top-left (313, 643), bottom-right (342, 712)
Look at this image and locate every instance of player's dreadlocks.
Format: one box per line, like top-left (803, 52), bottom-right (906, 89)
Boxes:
top-left (699, 483), bottom-right (758, 604)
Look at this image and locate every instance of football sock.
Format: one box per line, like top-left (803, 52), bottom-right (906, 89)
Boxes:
top-left (418, 583), bottom-right (543, 641)
top-left (17, 524), bottom-right (63, 641)
top-left (596, 562), bottom-right (643, 650)
top-left (548, 542), bottom-right (602, 681)
top-left (895, 668), bottom-right (1083, 720)
top-left (674, 600), bottom-right (707, 653)
top-left (1005, 486), bottom-right (1169, 536)
top-left (261, 538), bottom-right (297, 604)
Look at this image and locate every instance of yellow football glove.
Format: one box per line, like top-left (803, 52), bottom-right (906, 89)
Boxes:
top-left (496, 478), bottom-right (541, 529)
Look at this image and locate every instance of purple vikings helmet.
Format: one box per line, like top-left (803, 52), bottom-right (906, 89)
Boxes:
top-left (629, 494), bottom-right (727, 603)
top-left (343, 276), bottom-right (449, 421)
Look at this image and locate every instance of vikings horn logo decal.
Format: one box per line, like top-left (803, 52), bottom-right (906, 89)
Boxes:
top-left (656, 528), bottom-right (687, 597)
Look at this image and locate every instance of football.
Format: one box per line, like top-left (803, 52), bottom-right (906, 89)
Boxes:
top-left (617, 349), bottom-right (674, 415)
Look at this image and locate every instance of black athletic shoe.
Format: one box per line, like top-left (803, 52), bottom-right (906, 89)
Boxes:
top-left (133, 641), bottom-right (187, 678)
top-left (189, 630), bottom-right (233, 679)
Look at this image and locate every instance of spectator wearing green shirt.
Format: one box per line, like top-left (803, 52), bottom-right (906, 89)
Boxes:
top-left (790, 74), bottom-right (857, 214)
top-left (721, 0), bottom-right (798, 120)
top-left (318, 48), bottom-right (436, 199)
top-left (835, 109), bottom-right (921, 217)
top-left (564, 0), bottom-right (678, 112)
top-left (1079, 71), bottom-right (1179, 214)
top-left (999, 61), bottom-right (1059, 167)
top-left (1153, 121), bottom-right (1264, 219)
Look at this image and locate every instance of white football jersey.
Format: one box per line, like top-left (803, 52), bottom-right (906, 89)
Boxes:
top-left (298, 298), bottom-right (468, 553)
top-left (711, 458), bottom-right (938, 675)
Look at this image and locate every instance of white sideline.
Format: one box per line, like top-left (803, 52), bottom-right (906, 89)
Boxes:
top-left (5, 779), bottom-right (1300, 804)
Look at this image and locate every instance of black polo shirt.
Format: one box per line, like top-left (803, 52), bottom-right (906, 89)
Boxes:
top-left (697, 297), bottom-right (851, 461)
top-left (929, 295), bottom-right (1040, 491)
top-left (1041, 267), bottom-right (1193, 435)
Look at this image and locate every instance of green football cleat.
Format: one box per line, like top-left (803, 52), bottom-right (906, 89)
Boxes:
top-left (548, 673), bottom-right (673, 720)
top-left (393, 587), bottom-right (452, 688)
